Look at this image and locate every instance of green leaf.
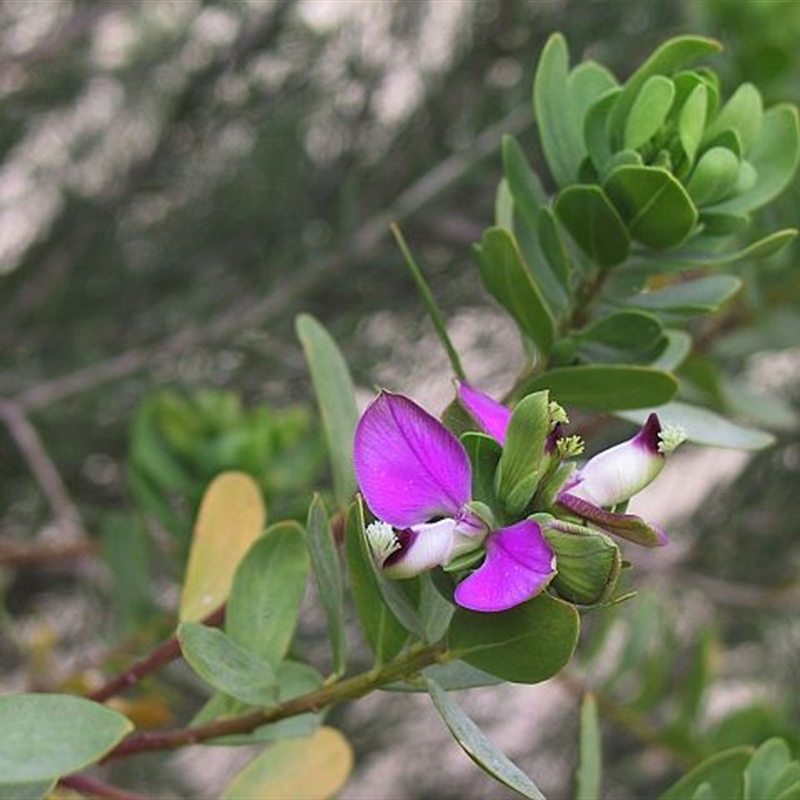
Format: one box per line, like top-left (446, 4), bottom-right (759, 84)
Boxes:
top-left (768, 764), bottom-right (800, 800)
top-left (649, 329), bottom-right (692, 371)
top-left (226, 521), bottom-right (310, 668)
top-left (426, 678), bottom-right (547, 800)
top-left (624, 75), bottom-right (675, 150)
top-left (618, 401), bottom-right (774, 450)
top-left (306, 494), bottom-right (346, 677)
top-left (344, 498), bottom-right (407, 663)
top-left (533, 34), bottom-right (580, 187)
top-left (461, 432), bottom-right (502, 508)
top-left (502, 134), bottom-right (546, 226)
top-left (518, 365), bottom-right (677, 411)
top-left (658, 229), bottom-right (797, 269)
top-left (0, 782), bottom-right (55, 800)
top-left (547, 528), bottom-right (621, 606)
top-left (629, 275), bottom-right (741, 314)
top-left (554, 185), bottom-right (630, 267)
top-left (496, 391), bottom-right (550, 514)
top-left (178, 622), bottom-right (278, 706)
top-left (495, 178), bottom-right (514, 229)
top-left (449, 593), bottom-right (579, 684)
top-left (708, 104), bottom-right (800, 214)
top-left (575, 311), bottom-right (666, 365)
top-left (474, 227), bottom-right (555, 353)
top-left (419, 572), bottom-right (454, 644)
top-left (604, 166), bottom-right (698, 249)
top-left (537, 206), bottom-right (572, 294)
top-left (222, 726), bottom-right (353, 800)
top-left (659, 746), bottom-right (752, 800)
top-left (577, 693), bottom-right (602, 800)
top-left (678, 83), bottom-right (709, 168)
top-left (585, 88), bottom-right (622, 173)
top-left (610, 36), bottom-right (721, 143)
top-left (686, 147), bottom-right (741, 206)
top-left (704, 83), bottom-right (763, 154)
top-left (296, 313), bottom-right (358, 509)
top-left (0, 694), bottom-right (132, 782)
top-left (743, 738), bottom-right (792, 800)
top-left (180, 472), bottom-right (266, 623)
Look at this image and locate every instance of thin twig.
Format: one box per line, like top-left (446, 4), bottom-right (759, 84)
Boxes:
top-left (86, 606), bottom-right (226, 703)
top-left (103, 644), bottom-right (443, 762)
top-left (0, 537), bottom-right (97, 567)
top-left (0, 400), bottom-right (84, 537)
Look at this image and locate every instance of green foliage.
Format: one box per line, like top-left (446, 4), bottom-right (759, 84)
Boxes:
top-left (449, 594), bottom-right (580, 684)
top-left (576, 693), bottom-right (602, 800)
top-left (0, 695), bottom-right (132, 787)
top-left (296, 314), bottom-right (360, 510)
top-left (129, 388), bottom-right (324, 537)
top-left (426, 678), bottom-right (547, 799)
top-left (226, 521), bottom-right (310, 669)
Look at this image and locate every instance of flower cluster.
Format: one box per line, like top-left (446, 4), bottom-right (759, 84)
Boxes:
top-left (354, 385), bottom-right (685, 614)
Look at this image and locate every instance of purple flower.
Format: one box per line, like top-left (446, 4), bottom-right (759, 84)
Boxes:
top-left (457, 383), bottom-right (684, 547)
top-left (354, 391), bottom-right (555, 612)
top-left (557, 413), bottom-right (685, 546)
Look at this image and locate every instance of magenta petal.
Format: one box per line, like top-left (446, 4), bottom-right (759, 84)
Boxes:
top-left (454, 520), bottom-right (556, 613)
top-left (354, 391), bottom-right (472, 528)
top-left (457, 383), bottom-right (512, 445)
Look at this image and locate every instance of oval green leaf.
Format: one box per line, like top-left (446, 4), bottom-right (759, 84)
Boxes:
top-left (554, 185), bottom-right (630, 267)
top-left (533, 34), bottom-right (580, 187)
top-left (474, 227), bottom-right (555, 354)
top-left (449, 593), bottom-right (579, 684)
top-left (610, 36), bottom-right (721, 143)
top-left (0, 695), bottom-right (132, 782)
top-left (226, 521), bottom-right (310, 669)
top-left (518, 365), bottom-right (678, 411)
top-left (178, 622), bottom-right (278, 706)
top-left (624, 75), bottom-right (675, 150)
top-left (604, 166), bottom-right (698, 249)
top-left (686, 147), bottom-right (741, 206)
top-left (708, 104), bottom-right (800, 214)
top-left (575, 310), bottom-right (666, 365)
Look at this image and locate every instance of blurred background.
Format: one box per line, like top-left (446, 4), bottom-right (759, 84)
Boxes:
top-left (1, 1), bottom-right (799, 797)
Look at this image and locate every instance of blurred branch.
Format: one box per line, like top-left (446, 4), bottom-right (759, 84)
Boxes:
top-left (0, 400), bottom-right (84, 538)
top-left (0, 0), bottom-right (294, 333)
top-left (0, 537), bottom-right (96, 567)
top-left (10, 103), bottom-right (531, 412)
top-left (678, 570), bottom-right (800, 612)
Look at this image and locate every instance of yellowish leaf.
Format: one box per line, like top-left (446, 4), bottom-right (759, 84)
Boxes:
top-left (180, 472), bottom-right (266, 622)
top-left (222, 726), bottom-right (354, 800)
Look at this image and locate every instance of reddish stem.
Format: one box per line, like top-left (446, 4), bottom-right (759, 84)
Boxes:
top-left (87, 606), bottom-right (225, 703)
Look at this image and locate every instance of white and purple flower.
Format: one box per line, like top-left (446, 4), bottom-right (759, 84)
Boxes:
top-left (354, 391), bottom-right (556, 613)
top-left (457, 383), bottom-right (685, 547)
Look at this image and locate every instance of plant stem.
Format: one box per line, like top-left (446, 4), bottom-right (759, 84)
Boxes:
top-left (103, 643), bottom-right (445, 761)
top-left (87, 606), bottom-right (226, 703)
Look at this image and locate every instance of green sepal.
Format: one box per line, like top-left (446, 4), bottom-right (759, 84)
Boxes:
top-left (545, 527), bottom-right (622, 606)
top-left (495, 391), bottom-right (550, 515)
